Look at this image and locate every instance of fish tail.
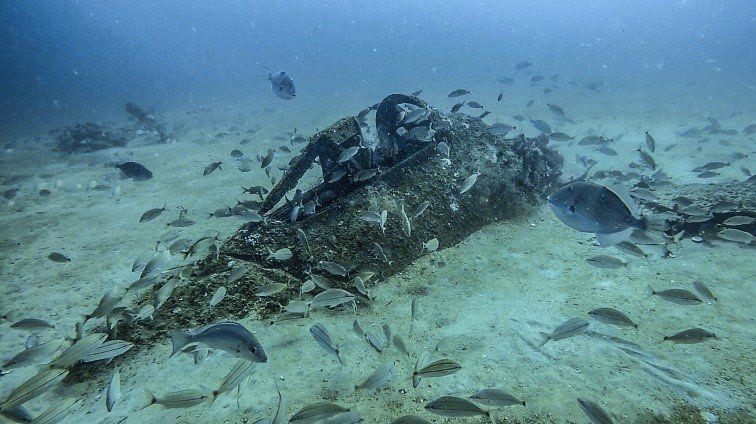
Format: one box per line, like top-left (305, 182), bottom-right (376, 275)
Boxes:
top-left (140, 389), bottom-right (156, 410)
top-left (645, 285), bottom-right (656, 297)
top-left (537, 332), bottom-right (550, 347)
top-left (168, 330), bottom-right (188, 358)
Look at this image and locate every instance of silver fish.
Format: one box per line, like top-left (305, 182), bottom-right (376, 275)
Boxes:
top-left (422, 238), bottom-right (439, 252)
top-left (210, 286), bottom-right (227, 307)
top-left (649, 287), bottom-right (702, 305)
top-left (539, 317), bottom-right (589, 346)
top-left (390, 415), bottom-right (431, 424)
top-left (352, 320), bottom-right (365, 338)
top-left (459, 172), bottom-right (480, 194)
top-left (31, 397), bottom-right (81, 424)
top-left (436, 142), bottom-right (450, 157)
top-left (267, 248), bottom-right (293, 261)
top-left (154, 279), bottom-right (177, 310)
top-left (414, 358), bottom-right (461, 378)
top-left (469, 389), bottom-right (525, 407)
top-left (140, 205), bottom-right (168, 223)
top-left (297, 228), bottom-right (310, 255)
top-left (636, 148), bottom-right (656, 170)
top-left (320, 261), bottom-right (348, 277)
top-left (365, 332), bottom-right (383, 352)
top-left (140, 250), bottom-right (170, 279)
top-left (663, 328), bottom-right (716, 344)
top-left (337, 146), bottom-right (360, 163)
top-left (324, 411), bottom-right (364, 424)
top-left (107, 367), bottom-right (121, 412)
top-left (586, 255), bottom-right (627, 269)
top-left (400, 203), bottom-right (411, 237)
top-left (289, 402), bottom-right (349, 423)
top-left (203, 161), bottom-right (223, 175)
top-left (355, 362), bottom-right (394, 391)
top-left (692, 280), bottom-right (717, 302)
top-left (359, 211), bottom-right (385, 233)
top-left (79, 340), bottom-right (133, 364)
top-left (588, 308), bottom-right (637, 329)
top-left (10, 318), bottom-right (55, 332)
top-left (0, 368), bottom-right (69, 411)
top-left (723, 215), bottom-right (754, 226)
top-left (393, 335), bottom-right (409, 357)
top-left (50, 333), bottom-right (108, 368)
top-left (85, 288), bottom-right (122, 321)
top-left (227, 266), bottom-right (248, 284)
top-left (310, 323), bottom-right (344, 365)
top-left (214, 359), bottom-right (256, 396)
top-left (717, 228), bottom-right (754, 243)
top-left (577, 398), bottom-right (615, 424)
top-left (644, 131), bottom-right (656, 152)
top-left (169, 322), bottom-right (267, 363)
top-left (145, 388), bottom-right (214, 409)
top-left (424, 396), bottom-right (489, 418)
top-left (2, 340), bottom-right (61, 370)
top-left (309, 289), bottom-right (355, 311)
top-left (614, 241), bottom-right (647, 258)
top-left (411, 201), bottom-right (430, 219)
top-left (300, 279), bottom-right (316, 297)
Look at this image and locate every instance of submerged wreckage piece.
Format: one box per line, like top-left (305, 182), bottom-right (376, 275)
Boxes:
top-left (54, 122), bottom-right (128, 153)
top-left (124, 94), bottom-right (563, 342)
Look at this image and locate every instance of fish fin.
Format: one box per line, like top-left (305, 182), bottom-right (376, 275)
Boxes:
top-left (168, 330), bottom-right (188, 358)
top-left (140, 389), bottom-right (156, 410)
top-left (645, 285), bottom-right (656, 297)
top-left (604, 183), bottom-right (640, 217)
top-left (596, 227), bottom-right (634, 247)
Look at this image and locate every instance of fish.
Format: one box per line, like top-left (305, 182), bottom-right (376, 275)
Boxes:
top-left (84, 289), bottom-right (122, 321)
top-left (267, 248), bottom-right (293, 261)
top-left (309, 289), bottom-right (355, 311)
top-left (490, 122), bottom-right (516, 136)
top-left (663, 328), bottom-right (716, 344)
top-left (460, 172), bottom-right (480, 194)
top-left (140, 250), bottom-right (170, 279)
top-left (530, 119), bottom-right (551, 134)
top-left (450, 102), bottom-right (464, 113)
top-left (47, 252), bottom-right (70, 263)
top-left (10, 318), bottom-right (55, 331)
top-left (210, 286), bottom-right (227, 307)
top-left (338, 146), bottom-right (361, 163)
top-left (469, 389), bottom-right (525, 407)
top-left (447, 89), bottom-right (470, 98)
top-left (422, 238), bottom-right (439, 252)
top-left (548, 132), bottom-right (573, 141)
top-left (424, 396), bottom-right (489, 418)
top-left (355, 362), bottom-right (394, 391)
top-left (539, 317), bottom-right (589, 346)
top-left (411, 89), bottom-right (422, 96)
top-left (140, 206), bottom-right (168, 222)
top-left (390, 415), bottom-right (431, 424)
top-left (692, 280), bottom-right (717, 302)
top-left (548, 181), bottom-right (647, 247)
top-left (359, 211), bottom-right (385, 233)
top-left (588, 308), bottom-right (637, 328)
top-left (352, 320), bottom-right (365, 338)
top-left (79, 340), bottom-right (133, 364)
top-left (2, 340), bottom-right (62, 370)
top-left (227, 266), bottom-right (248, 284)
top-left (116, 162), bottom-right (153, 181)
top-left (321, 261), bottom-right (348, 277)
top-left (649, 287), bottom-right (702, 305)
top-left (586, 255), bottom-right (627, 269)
top-left (697, 171), bottom-right (719, 178)
top-left (413, 358), bottom-right (461, 379)
top-left (645, 131), bottom-right (656, 152)
top-left (230, 149), bottom-right (244, 158)
top-left (636, 148), bottom-right (656, 171)
top-left (50, 333), bottom-right (108, 368)
top-left (30, 398), bottom-right (81, 424)
top-left (615, 240), bottom-right (647, 258)
top-left (497, 92), bottom-right (503, 101)
top-left (717, 228), bottom-right (754, 243)
top-left (266, 70), bottom-right (296, 100)
top-left (254, 283), bottom-right (288, 297)
top-left (0, 368), bottom-right (69, 411)
top-left (515, 61), bottom-right (532, 70)
top-left (289, 402), bottom-right (349, 424)
top-left (577, 398), bottom-right (614, 424)
top-left (107, 367), bottom-right (121, 412)
top-left (393, 335), bottom-right (409, 357)
top-left (365, 332), bottom-right (383, 352)
top-left (214, 359), bottom-right (256, 397)
top-left (260, 149), bottom-right (275, 169)
top-left (678, 127), bottom-right (701, 138)
top-left (547, 103), bottom-right (565, 116)
top-left (310, 323), bottom-right (344, 365)
top-left (169, 322), bottom-right (267, 363)
top-left (467, 101), bottom-right (483, 109)
top-left (203, 161), bottom-right (222, 175)
top-left (597, 146), bottom-right (617, 156)
top-left (400, 203), bottom-right (411, 237)
top-left (144, 388), bottom-right (215, 409)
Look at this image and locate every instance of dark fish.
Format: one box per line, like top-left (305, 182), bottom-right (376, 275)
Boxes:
top-left (515, 61), bottom-right (532, 70)
top-left (425, 396), bottom-right (489, 418)
top-left (692, 161), bottom-right (728, 172)
top-left (547, 103), bottom-right (565, 116)
top-left (478, 110), bottom-right (491, 119)
top-left (116, 162), bottom-right (153, 181)
top-left (48, 252), bottom-right (71, 263)
top-left (139, 206), bottom-right (167, 223)
top-left (448, 89), bottom-right (470, 98)
top-left (260, 149), bottom-right (275, 168)
top-left (636, 148), bottom-right (656, 170)
top-left (230, 149), bottom-right (243, 158)
top-left (512, 115), bottom-right (525, 121)
top-left (467, 101), bottom-right (483, 109)
top-left (266, 70), bottom-right (296, 100)
top-left (203, 161), bottom-right (222, 175)
top-left (490, 123), bottom-right (516, 136)
top-left (597, 146), bottom-right (617, 156)
top-left (539, 317), bottom-right (589, 346)
top-left (586, 255), bottom-right (626, 269)
top-left (697, 171), bottom-right (719, 178)
top-left (692, 280), bottom-right (717, 302)
top-left (450, 102), bottom-right (464, 113)
top-left (3, 188), bottom-right (18, 199)
top-left (469, 389), bottom-right (525, 407)
top-left (663, 328), bottom-right (716, 344)
top-left (530, 119), bottom-right (551, 134)
top-left (497, 77), bottom-right (514, 84)
top-left (411, 89), bottom-right (422, 96)
top-left (497, 92), bottom-right (503, 101)
top-left (548, 181), bottom-right (647, 246)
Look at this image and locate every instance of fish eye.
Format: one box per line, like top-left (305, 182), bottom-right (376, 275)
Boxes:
top-left (250, 346), bottom-right (257, 352)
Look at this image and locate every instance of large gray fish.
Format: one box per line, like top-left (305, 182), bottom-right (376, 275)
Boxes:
top-left (266, 70), bottom-right (296, 100)
top-left (548, 181), bottom-right (647, 247)
top-left (169, 321), bottom-right (267, 363)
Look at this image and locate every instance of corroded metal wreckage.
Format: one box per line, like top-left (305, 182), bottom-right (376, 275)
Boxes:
top-left (124, 93), bottom-right (566, 343)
